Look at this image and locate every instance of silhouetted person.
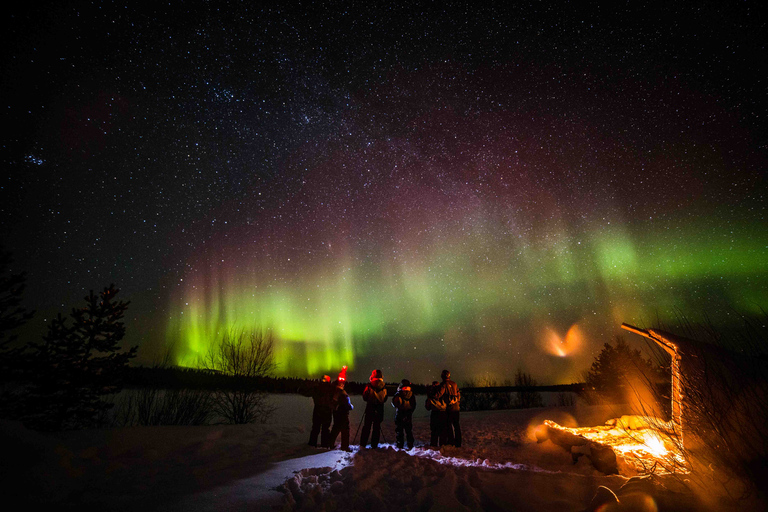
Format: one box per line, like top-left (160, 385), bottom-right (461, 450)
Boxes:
top-left (328, 368), bottom-right (353, 450)
top-left (438, 369), bottom-right (461, 447)
top-left (309, 374), bottom-right (333, 447)
top-left (392, 379), bottom-right (416, 449)
top-left (425, 380), bottom-right (448, 447)
top-left (360, 369), bottom-right (387, 448)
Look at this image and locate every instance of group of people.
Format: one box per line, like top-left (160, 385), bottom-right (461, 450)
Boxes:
top-left (308, 367), bottom-right (461, 451)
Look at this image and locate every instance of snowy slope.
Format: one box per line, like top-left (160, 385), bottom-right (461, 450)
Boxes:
top-left (0, 395), bottom-right (742, 511)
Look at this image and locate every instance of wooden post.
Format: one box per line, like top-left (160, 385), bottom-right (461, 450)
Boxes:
top-left (669, 348), bottom-right (683, 431)
top-left (621, 323), bottom-right (683, 444)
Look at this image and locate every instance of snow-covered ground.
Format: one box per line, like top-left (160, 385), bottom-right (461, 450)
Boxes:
top-left (0, 394), bottom-right (748, 511)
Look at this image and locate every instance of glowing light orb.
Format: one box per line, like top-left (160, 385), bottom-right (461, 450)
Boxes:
top-left (543, 323), bottom-right (583, 357)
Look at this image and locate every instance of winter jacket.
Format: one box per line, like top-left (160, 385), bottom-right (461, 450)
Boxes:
top-left (438, 379), bottom-right (461, 411)
top-left (331, 387), bottom-right (353, 423)
top-left (312, 380), bottom-right (334, 410)
top-left (363, 378), bottom-right (387, 406)
top-left (392, 385), bottom-right (416, 422)
top-left (425, 384), bottom-right (447, 411)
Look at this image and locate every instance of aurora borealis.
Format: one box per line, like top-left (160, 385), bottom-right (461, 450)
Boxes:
top-left (165, 93), bottom-right (766, 383)
top-left (3, 2), bottom-right (766, 384)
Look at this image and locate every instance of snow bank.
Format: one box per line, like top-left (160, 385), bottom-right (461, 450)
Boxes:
top-left (278, 405), bottom-right (708, 511)
top-left (278, 446), bottom-right (701, 512)
top-left (280, 446), bottom-right (559, 511)
top-left (0, 397), bottom-right (729, 511)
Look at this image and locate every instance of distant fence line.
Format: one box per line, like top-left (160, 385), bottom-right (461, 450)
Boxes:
top-left (462, 384), bottom-right (584, 394)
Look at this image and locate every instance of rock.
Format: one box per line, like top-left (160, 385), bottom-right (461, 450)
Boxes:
top-left (547, 424), bottom-right (587, 451)
top-left (588, 442), bottom-right (619, 475)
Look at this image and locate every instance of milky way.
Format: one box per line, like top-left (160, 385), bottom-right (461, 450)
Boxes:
top-left (2, 2), bottom-right (765, 383)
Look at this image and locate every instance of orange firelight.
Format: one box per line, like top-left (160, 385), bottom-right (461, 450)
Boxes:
top-left (539, 322), bottom-right (691, 476)
top-left (543, 419), bottom-right (686, 475)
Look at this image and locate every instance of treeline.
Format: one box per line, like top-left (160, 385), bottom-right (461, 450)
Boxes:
top-left (123, 365), bottom-right (581, 397)
top-left (124, 365), bottom-right (432, 396)
top-left (460, 371), bottom-right (583, 411)
top-left (461, 383), bottom-right (584, 393)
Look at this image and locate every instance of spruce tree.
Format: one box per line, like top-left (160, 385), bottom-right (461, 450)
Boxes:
top-left (26, 285), bottom-right (137, 430)
top-left (584, 336), bottom-right (662, 404)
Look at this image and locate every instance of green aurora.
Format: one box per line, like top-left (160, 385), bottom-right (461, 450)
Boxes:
top-left (166, 211), bottom-right (767, 384)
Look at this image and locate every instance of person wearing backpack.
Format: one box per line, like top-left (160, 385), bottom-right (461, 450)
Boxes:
top-left (392, 379), bottom-right (416, 449)
top-left (439, 369), bottom-right (462, 447)
top-left (360, 369), bottom-right (387, 448)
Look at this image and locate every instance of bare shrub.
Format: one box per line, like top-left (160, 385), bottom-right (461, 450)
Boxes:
top-left (119, 388), bottom-right (213, 426)
top-left (513, 369), bottom-right (544, 409)
top-left (111, 350), bottom-right (214, 426)
top-left (200, 328), bottom-right (277, 424)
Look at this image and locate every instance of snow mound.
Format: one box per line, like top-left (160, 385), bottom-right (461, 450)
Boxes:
top-left (279, 446), bottom-right (482, 511)
top-left (279, 446), bottom-right (704, 512)
top-left (279, 445), bottom-right (586, 512)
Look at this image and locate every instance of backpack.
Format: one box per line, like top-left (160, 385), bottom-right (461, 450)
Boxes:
top-left (444, 381), bottom-right (460, 408)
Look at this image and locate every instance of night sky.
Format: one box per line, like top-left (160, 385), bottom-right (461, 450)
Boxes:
top-left (2, 2), bottom-right (766, 384)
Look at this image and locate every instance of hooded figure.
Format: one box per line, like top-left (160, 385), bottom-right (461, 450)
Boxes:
top-left (360, 369), bottom-right (387, 448)
top-left (327, 367), bottom-right (353, 450)
top-left (436, 369), bottom-right (462, 447)
top-left (425, 380), bottom-right (448, 447)
top-left (392, 379), bottom-right (416, 449)
top-left (308, 374), bottom-right (333, 447)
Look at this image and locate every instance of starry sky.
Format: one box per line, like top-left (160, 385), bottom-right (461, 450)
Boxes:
top-left (2, 1), bottom-right (766, 384)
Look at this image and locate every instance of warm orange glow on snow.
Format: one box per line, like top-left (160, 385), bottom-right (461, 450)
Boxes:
top-left (544, 420), bottom-right (687, 474)
top-left (541, 323), bottom-right (691, 476)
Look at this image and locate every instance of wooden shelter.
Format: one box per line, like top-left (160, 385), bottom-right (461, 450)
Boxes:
top-left (621, 321), bottom-right (751, 448)
top-left (621, 323), bottom-right (685, 441)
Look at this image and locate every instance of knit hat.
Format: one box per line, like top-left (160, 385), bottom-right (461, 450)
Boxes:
top-left (370, 369), bottom-right (383, 380)
top-left (338, 365), bottom-right (348, 382)
top-left (400, 379), bottom-right (411, 391)
top-left (322, 375), bottom-right (331, 382)
top-left (441, 369), bottom-right (451, 381)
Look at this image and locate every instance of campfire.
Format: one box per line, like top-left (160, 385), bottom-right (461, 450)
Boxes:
top-left (538, 323), bottom-right (688, 476)
top-left (540, 417), bottom-right (686, 475)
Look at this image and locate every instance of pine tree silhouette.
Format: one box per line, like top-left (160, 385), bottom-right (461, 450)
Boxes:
top-left (584, 336), bottom-right (662, 405)
top-left (26, 285), bottom-right (137, 430)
